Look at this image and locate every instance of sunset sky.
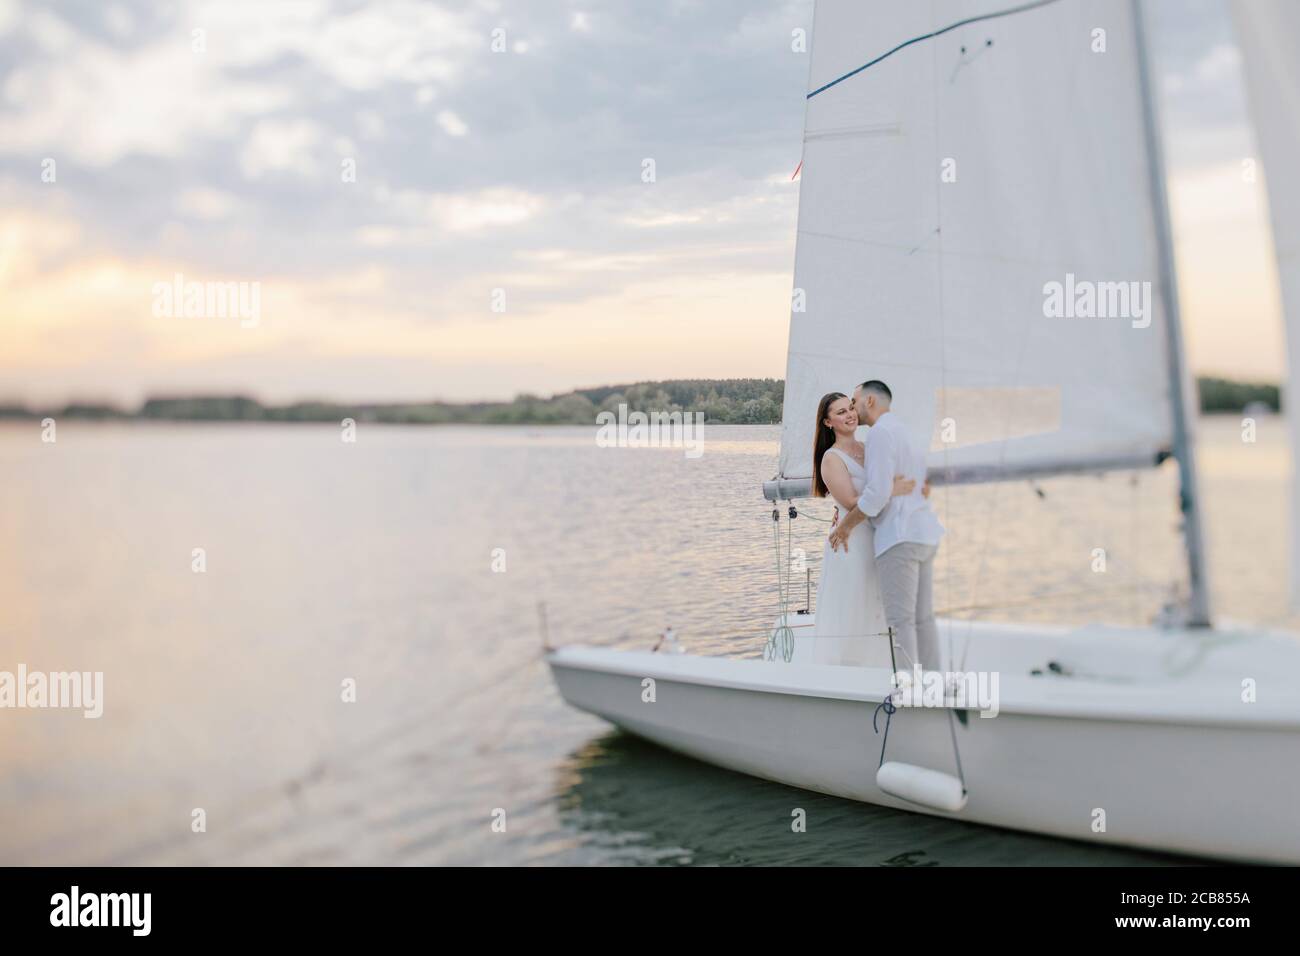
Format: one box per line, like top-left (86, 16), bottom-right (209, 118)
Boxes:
top-left (0, 0), bottom-right (1289, 406)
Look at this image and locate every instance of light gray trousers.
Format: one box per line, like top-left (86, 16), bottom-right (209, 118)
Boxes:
top-left (876, 541), bottom-right (940, 671)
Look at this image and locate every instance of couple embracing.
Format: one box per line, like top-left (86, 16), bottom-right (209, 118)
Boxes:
top-left (809, 380), bottom-right (944, 671)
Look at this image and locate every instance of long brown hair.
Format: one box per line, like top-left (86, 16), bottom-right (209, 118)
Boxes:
top-left (811, 391), bottom-right (847, 498)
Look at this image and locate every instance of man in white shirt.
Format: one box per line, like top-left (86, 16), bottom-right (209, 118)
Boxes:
top-left (828, 380), bottom-right (945, 670)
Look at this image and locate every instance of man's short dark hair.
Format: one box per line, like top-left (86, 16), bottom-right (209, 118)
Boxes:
top-left (860, 379), bottom-right (892, 402)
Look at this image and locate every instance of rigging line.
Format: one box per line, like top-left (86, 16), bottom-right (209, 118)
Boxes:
top-left (807, 0), bottom-right (1066, 99)
top-left (600, 626), bottom-right (898, 651)
top-left (767, 505), bottom-right (798, 661)
top-left (999, 469), bottom-right (1181, 617)
top-left (946, 706), bottom-right (968, 787)
top-left (926, 0), bottom-right (970, 794)
top-left (922, 0), bottom-right (960, 684)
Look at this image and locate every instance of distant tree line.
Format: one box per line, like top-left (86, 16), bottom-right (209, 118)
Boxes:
top-left (1196, 377), bottom-right (1280, 414)
top-left (0, 376), bottom-right (1280, 424)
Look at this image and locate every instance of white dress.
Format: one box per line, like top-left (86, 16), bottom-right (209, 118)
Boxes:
top-left (806, 447), bottom-right (891, 667)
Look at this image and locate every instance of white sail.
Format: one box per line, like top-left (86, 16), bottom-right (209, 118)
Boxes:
top-left (1230, 0), bottom-right (1300, 608)
top-left (777, 0), bottom-right (1175, 489)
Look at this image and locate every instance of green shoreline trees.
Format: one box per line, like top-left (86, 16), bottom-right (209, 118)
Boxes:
top-left (0, 376), bottom-right (1279, 424)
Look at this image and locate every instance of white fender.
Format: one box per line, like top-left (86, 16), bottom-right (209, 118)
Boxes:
top-left (877, 761), bottom-right (968, 812)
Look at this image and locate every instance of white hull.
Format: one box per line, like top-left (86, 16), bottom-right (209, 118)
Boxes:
top-left (548, 619), bottom-right (1300, 864)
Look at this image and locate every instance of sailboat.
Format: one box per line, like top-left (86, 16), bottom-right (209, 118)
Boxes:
top-left (547, 0), bottom-right (1300, 863)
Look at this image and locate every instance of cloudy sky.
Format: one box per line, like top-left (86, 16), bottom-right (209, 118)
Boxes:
top-left (0, 0), bottom-right (1287, 405)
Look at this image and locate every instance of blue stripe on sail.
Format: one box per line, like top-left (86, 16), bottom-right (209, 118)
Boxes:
top-left (807, 0), bottom-right (1066, 99)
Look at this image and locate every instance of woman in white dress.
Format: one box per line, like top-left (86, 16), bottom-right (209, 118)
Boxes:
top-left (808, 392), bottom-right (916, 667)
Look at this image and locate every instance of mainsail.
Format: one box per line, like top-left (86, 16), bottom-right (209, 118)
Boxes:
top-left (1230, 0), bottom-right (1300, 608)
top-left (776, 0), bottom-right (1179, 491)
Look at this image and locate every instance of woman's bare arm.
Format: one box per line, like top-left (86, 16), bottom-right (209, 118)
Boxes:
top-left (828, 454), bottom-right (914, 511)
top-left (820, 454), bottom-right (859, 512)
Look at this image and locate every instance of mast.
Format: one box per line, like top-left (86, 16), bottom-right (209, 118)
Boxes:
top-left (1132, 0), bottom-right (1212, 627)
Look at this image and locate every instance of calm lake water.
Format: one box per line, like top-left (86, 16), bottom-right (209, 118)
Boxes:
top-left (0, 415), bottom-right (1294, 865)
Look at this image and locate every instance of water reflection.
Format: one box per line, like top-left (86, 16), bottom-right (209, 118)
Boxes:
top-left (554, 731), bottom-right (1197, 866)
top-left (0, 419), bottom-right (1287, 865)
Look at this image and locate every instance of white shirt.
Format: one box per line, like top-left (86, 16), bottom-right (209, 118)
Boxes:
top-left (856, 410), bottom-right (945, 558)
